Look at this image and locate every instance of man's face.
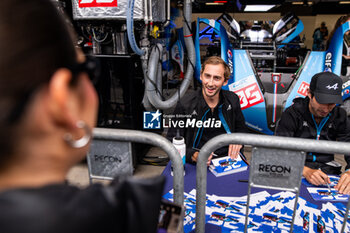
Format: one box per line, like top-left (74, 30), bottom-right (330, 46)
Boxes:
top-left (200, 64), bottom-right (228, 99)
top-left (307, 91), bottom-right (336, 118)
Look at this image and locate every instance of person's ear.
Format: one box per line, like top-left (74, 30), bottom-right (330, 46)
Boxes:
top-left (47, 68), bottom-right (78, 129)
top-left (223, 78), bottom-right (228, 86)
top-left (307, 88), bottom-right (312, 99)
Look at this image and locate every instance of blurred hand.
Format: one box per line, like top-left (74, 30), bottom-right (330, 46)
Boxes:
top-left (303, 167), bottom-right (330, 186)
top-left (335, 171), bottom-right (350, 194)
top-left (207, 153), bottom-right (213, 166)
top-left (192, 151), bottom-right (213, 166)
top-left (342, 54), bottom-right (350, 60)
top-left (228, 144), bottom-right (242, 160)
top-left (191, 151), bottom-right (199, 163)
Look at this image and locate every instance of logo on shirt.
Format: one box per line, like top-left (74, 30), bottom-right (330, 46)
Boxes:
top-left (143, 110), bottom-right (161, 129)
top-left (303, 121), bottom-right (309, 127)
top-left (227, 104), bottom-right (232, 111)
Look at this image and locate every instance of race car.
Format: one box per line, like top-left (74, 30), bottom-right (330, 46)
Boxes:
top-left (194, 13), bottom-right (350, 135)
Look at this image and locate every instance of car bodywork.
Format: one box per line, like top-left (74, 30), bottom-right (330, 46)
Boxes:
top-left (194, 15), bottom-right (350, 135)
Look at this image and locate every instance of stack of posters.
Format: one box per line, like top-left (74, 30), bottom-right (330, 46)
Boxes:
top-left (209, 155), bottom-right (248, 177)
top-left (163, 188), bottom-right (350, 233)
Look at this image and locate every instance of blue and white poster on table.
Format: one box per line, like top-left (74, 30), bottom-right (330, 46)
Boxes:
top-left (307, 187), bottom-right (349, 202)
top-left (209, 155), bottom-right (248, 177)
top-left (163, 188), bottom-right (350, 232)
top-left (303, 175), bottom-right (350, 202)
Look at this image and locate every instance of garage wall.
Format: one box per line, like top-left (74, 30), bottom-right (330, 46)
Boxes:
top-left (231, 12), bottom-right (281, 22)
top-left (299, 16), bottom-right (315, 48)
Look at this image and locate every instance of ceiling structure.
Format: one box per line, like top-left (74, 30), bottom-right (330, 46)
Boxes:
top-left (192, 0), bottom-right (350, 15)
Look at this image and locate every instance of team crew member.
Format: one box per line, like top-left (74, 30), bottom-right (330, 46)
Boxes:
top-left (276, 72), bottom-right (350, 194)
top-left (167, 56), bottom-right (248, 165)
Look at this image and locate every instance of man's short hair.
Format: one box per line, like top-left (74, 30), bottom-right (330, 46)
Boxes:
top-left (309, 72), bottom-right (343, 104)
top-left (200, 56), bottom-right (231, 81)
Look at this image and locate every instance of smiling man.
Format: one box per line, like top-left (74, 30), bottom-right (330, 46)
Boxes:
top-left (166, 56), bottom-right (248, 165)
top-left (276, 72), bottom-right (350, 194)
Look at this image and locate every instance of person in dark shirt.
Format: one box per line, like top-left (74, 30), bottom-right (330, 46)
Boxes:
top-left (167, 56), bottom-right (248, 165)
top-left (312, 22), bottom-right (328, 51)
top-left (0, 0), bottom-right (164, 232)
top-left (276, 72), bottom-right (350, 194)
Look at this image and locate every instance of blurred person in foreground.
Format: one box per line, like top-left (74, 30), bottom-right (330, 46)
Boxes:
top-left (0, 0), bottom-right (163, 232)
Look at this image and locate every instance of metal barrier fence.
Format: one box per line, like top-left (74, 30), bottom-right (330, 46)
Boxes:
top-left (91, 128), bottom-right (184, 206)
top-left (195, 133), bottom-right (350, 233)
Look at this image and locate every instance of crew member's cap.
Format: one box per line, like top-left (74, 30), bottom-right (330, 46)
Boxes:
top-left (309, 72), bottom-right (343, 104)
